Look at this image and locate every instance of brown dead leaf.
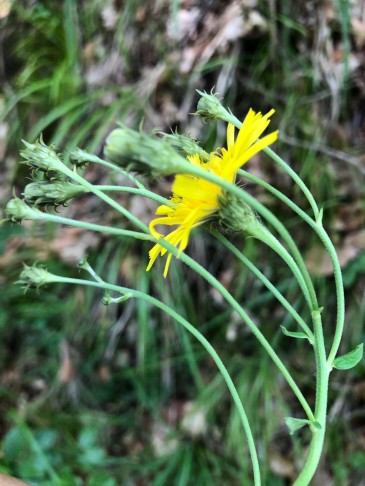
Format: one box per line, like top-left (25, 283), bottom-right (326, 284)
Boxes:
top-left (101, 2), bottom-right (118, 31)
top-left (179, 2), bottom-right (249, 74)
top-left (306, 230), bottom-right (365, 276)
top-left (0, 0), bottom-right (12, 19)
top-left (0, 474), bottom-right (30, 486)
top-left (167, 7), bottom-right (200, 42)
top-left (180, 401), bottom-right (208, 438)
top-left (51, 227), bottom-right (99, 264)
top-left (352, 19), bottom-right (365, 48)
top-left (58, 340), bottom-right (76, 384)
top-left (269, 451), bottom-right (296, 479)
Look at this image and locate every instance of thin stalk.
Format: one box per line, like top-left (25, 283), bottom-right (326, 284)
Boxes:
top-left (182, 164), bottom-right (317, 309)
top-left (256, 228), bottom-right (314, 311)
top-left (294, 310), bottom-right (329, 485)
top-left (44, 276), bottom-right (262, 486)
top-left (54, 168), bottom-right (313, 418)
top-left (211, 230), bottom-right (314, 342)
top-left (34, 212), bottom-right (152, 241)
top-left (237, 169), bottom-right (344, 365)
top-left (94, 185), bottom-right (173, 207)
top-left (32, 213), bottom-right (151, 241)
top-left (59, 165), bottom-right (147, 232)
top-left (71, 150), bottom-right (145, 188)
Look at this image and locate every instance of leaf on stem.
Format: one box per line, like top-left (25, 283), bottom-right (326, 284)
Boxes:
top-left (285, 417), bottom-right (311, 435)
top-left (333, 343), bottom-right (363, 370)
top-left (280, 326), bottom-right (312, 343)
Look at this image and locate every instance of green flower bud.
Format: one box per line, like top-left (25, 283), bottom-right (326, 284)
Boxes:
top-left (104, 126), bottom-right (190, 176)
top-left (195, 90), bottom-right (231, 122)
top-left (18, 264), bottom-right (59, 288)
top-left (4, 198), bottom-right (44, 223)
top-left (20, 136), bottom-right (66, 174)
top-left (218, 191), bottom-right (266, 239)
top-left (161, 130), bottom-right (210, 161)
top-left (23, 181), bottom-right (86, 206)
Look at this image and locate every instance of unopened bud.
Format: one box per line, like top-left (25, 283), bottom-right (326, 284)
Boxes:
top-left (218, 191), bottom-right (265, 239)
top-left (161, 131), bottom-right (210, 161)
top-left (23, 181), bottom-right (86, 206)
top-left (4, 198), bottom-right (43, 223)
top-left (104, 126), bottom-right (190, 176)
top-left (18, 264), bottom-right (59, 288)
top-left (195, 90), bottom-right (231, 122)
top-left (20, 136), bottom-right (67, 174)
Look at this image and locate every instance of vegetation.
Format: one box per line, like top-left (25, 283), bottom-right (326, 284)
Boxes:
top-left (0, 1), bottom-right (364, 484)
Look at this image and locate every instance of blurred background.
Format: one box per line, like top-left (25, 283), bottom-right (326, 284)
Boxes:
top-left (0, 0), bottom-right (364, 484)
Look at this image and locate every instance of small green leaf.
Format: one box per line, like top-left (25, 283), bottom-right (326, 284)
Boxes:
top-left (280, 326), bottom-right (310, 341)
top-left (285, 417), bottom-right (310, 435)
top-left (316, 207), bottom-right (324, 225)
top-left (333, 344), bottom-right (363, 370)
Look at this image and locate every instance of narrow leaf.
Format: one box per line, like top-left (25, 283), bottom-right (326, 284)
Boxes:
top-left (316, 207), bottom-right (324, 225)
top-left (333, 344), bottom-right (363, 370)
top-left (285, 417), bottom-right (310, 435)
top-left (280, 326), bottom-right (310, 341)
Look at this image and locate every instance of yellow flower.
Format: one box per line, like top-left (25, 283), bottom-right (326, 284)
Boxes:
top-left (147, 108), bottom-right (279, 277)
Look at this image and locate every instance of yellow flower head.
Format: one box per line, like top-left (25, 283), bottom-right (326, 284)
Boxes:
top-left (147, 108), bottom-right (279, 277)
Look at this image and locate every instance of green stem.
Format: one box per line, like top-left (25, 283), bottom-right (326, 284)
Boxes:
top-left (71, 150), bottom-right (145, 188)
top-left (54, 168), bottom-right (313, 418)
top-left (176, 246), bottom-right (314, 421)
top-left (183, 165), bottom-right (316, 309)
top-left (211, 230), bottom-right (314, 342)
top-left (256, 228), bottom-right (315, 311)
top-left (60, 165), bottom-right (147, 232)
top-left (33, 212), bottom-right (152, 241)
top-left (294, 310), bottom-right (329, 485)
top-left (94, 185), bottom-right (173, 207)
top-left (46, 276), bottom-right (262, 486)
top-left (237, 169), bottom-right (344, 365)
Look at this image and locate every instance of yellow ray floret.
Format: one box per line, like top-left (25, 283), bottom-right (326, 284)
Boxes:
top-left (147, 108), bottom-right (279, 277)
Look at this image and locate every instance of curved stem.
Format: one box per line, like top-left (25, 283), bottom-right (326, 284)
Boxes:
top-left (94, 185), bottom-right (174, 207)
top-left (176, 246), bottom-right (314, 421)
top-left (183, 165), bottom-right (316, 309)
top-left (256, 228), bottom-right (316, 311)
top-left (46, 275), bottom-right (262, 486)
top-left (34, 212), bottom-right (152, 241)
top-left (71, 150), bottom-right (145, 188)
top-left (211, 230), bottom-right (314, 342)
top-left (59, 166), bottom-right (148, 232)
top-left (55, 168), bottom-right (313, 418)
top-left (237, 169), bottom-right (344, 365)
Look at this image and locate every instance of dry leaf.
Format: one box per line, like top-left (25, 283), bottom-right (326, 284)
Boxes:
top-left (269, 451), bottom-right (296, 479)
top-left (0, 474), bottom-right (30, 486)
top-left (306, 230), bottom-right (365, 276)
top-left (51, 227), bottom-right (99, 264)
top-left (0, 0), bottom-right (12, 19)
top-left (180, 401), bottom-right (208, 438)
top-left (58, 340), bottom-right (76, 384)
